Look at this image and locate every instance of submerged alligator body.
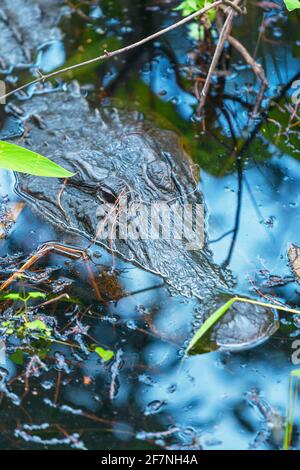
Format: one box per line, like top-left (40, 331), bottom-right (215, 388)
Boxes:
top-left (11, 89), bottom-right (229, 301)
top-left (0, 0), bottom-right (66, 70)
top-left (7, 88), bottom-right (278, 350)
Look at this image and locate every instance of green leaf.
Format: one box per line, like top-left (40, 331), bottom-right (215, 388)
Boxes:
top-left (10, 349), bottom-right (24, 365)
top-left (175, 0), bottom-right (201, 16)
top-left (291, 369), bottom-right (300, 377)
top-left (25, 320), bottom-right (51, 335)
top-left (188, 23), bottom-right (205, 41)
top-left (284, 0), bottom-right (300, 11)
top-left (94, 346), bottom-right (114, 362)
top-left (185, 298), bottom-right (236, 355)
top-left (26, 292), bottom-right (47, 300)
top-left (0, 141), bottom-right (75, 178)
top-left (174, 0), bottom-right (213, 16)
top-left (2, 293), bottom-right (22, 301)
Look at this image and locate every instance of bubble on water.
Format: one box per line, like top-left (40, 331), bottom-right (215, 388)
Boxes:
top-left (126, 320), bottom-right (137, 330)
top-left (167, 384), bottom-right (177, 394)
top-left (273, 27), bottom-right (282, 39)
top-left (120, 26), bottom-right (133, 34)
top-left (169, 96), bottom-right (180, 105)
top-left (138, 374), bottom-right (155, 386)
top-left (60, 404), bottom-right (83, 415)
top-left (41, 380), bottom-right (55, 390)
top-left (90, 5), bottom-right (103, 19)
top-left (144, 400), bottom-right (165, 416)
top-left (101, 314), bottom-right (119, 324)
top-left (261, 216), bottom-right (276, 228)
top-left (23, 423), bottom-right (49, 431)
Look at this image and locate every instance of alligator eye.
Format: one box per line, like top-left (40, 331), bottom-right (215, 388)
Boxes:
top-left (98, 177), bottom-right (127, 204)
top-left (101, 187), bottom-right (117, 204)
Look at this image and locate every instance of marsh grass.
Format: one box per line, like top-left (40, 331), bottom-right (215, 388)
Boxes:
top-left (284, 369), bottom-right (300, 450)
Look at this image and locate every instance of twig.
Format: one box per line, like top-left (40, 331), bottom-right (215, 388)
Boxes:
top-left (252, 79), bottom-right (268, 116)
top-left (0, 243), bottom-right (87, 292)
top-left (199, 0), bottom-right (242, 113)
top-left (0, 1), bottom-right (223, 103)
top-left (234, 296), bottom-right (300, 315)
top-left (32, 293), bottom-right (71, 310)
top-left (54, 370), bottom-right (62, 405)
top-left (228, 34), bottom-right (268, 115)
top-left (222, 0), bottom-right (245, 14)
top-left (228, 35), bottom-right (268, 86)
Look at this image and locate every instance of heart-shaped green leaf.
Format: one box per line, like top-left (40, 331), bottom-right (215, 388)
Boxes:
top-left (95, 346), bottom-right (114, 362)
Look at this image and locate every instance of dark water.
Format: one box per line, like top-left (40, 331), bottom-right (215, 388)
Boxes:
top-left (0, 0), bottom-right (300, 450)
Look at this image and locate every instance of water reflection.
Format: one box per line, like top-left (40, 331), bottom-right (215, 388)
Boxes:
top-left (0, 0), bottom-right (300, 450)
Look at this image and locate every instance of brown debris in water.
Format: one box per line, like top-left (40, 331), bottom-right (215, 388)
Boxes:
top-left (288, 244), bottom-right (300, 283)
top-left (97, 270), bottom-right (123, 302)
top-left (0, 201), bottom-right (24, 240)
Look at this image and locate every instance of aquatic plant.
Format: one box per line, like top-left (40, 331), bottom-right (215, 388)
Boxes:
top-left (0, 291), bottom-right (114, 364)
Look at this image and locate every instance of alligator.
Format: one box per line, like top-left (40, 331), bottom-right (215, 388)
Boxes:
top-left (5, 87), bottom-right (278, 351)
top-left (0, 0), bottom-right (66, 71)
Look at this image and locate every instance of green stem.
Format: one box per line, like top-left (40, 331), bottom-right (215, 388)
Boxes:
top-left (234, 297), bottom-right (300, 315)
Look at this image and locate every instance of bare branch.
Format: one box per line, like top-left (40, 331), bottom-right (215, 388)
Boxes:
top-left (228, 35), bottom-right (268, 86)
top-left (0, 1), bottom-right (223, 102)
top-left (198, 0), bottom-right (242, 113)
